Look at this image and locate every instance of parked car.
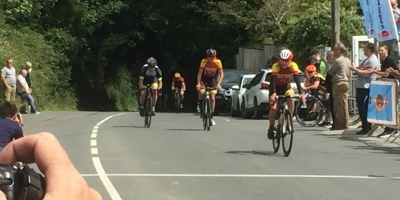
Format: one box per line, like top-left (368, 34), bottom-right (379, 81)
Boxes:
top-left (214, 69), bottom-right (252, 115)
top-left (241, 69), bottom-right (305, 119)
top-left (230, 74), bottom-right (256, 117)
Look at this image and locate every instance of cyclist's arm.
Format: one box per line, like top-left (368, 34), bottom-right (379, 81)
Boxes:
top-left (156, 68), bottom-right (162, 89)
top-left (181, 78), bottom-right (186, 90)
top-left (293, 74), bottom-right (303, 94)
top-left (139, 67), bottom-right (146, 89)
top-left (306, 77), bottom-right (320, 89)
top-left (216, 60), bottom-right (224, 85)
top-left (269, 75), bottom-right (277, 95)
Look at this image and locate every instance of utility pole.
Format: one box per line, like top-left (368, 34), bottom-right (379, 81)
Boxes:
top-left (331, 0), bottom-right (340, 48)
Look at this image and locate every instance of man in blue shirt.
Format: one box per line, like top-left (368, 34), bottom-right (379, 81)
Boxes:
top-left (0, 101), bottom-right (23, 151)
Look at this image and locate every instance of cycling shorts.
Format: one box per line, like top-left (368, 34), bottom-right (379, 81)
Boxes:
top-left (142, 82), bottom-right (158, 89)
top-left (274, 85), bottom-right (294, 96)
top-left (200, 75), bottom-right (217, 94)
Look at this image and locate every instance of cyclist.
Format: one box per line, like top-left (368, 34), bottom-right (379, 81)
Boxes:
top-left (302, 65), bottom-right (332, 127)
top-left (267, 49), bottom-right (305, 139)
top-left (196, 48), bottom-right (224, 126)
top-left (138, 57), bottom-right (162, 116)
top-left (171, 72), bottom-right (186, 108)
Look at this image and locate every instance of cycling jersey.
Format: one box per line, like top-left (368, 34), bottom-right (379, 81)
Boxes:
top-left (172, 77), bottom-right (185, 88)
top-left (271, 62), bottom-right (299, 85)
top-left (269, 61), bottom-right (303, 95)
top-left (199, 58), bottom-right (223, 77)
top-left (309, 73), bottom-right (326, 92)
top-left (139, 64), bottom-right (162, 85)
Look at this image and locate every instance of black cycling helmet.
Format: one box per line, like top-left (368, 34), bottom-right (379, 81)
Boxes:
top-left (206, 49), bottom-right (217, 57)
top-left (147, 57), bottom-right (157, 67)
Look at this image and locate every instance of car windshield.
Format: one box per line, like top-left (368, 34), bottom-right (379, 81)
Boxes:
top-left (222, 70), bottom-right (250, 83)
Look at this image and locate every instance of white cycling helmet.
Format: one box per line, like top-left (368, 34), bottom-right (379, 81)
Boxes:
top-left (279, 49), bottom-right (293, 60)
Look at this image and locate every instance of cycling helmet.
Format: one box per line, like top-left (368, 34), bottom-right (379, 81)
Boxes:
top-left (174, 73), bottom-right (181, 78)
top-left (147, 57), bottom-right (157, 67)
top-left (305, 65), bottom-right (317, 72)
top-left (279, 49), bottom-right (293, 60)
top-left (206, 49), bottom-right (217, 57)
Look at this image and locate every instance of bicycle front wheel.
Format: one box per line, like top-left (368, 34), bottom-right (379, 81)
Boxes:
top-left (206, 98), bottom-right (211, 131)
top-left (145, 96), bottom-right (152, 128)
top-left (203, 99), bottom-right (208, 130)
top-left (282, 109), bottom-right (294, 157)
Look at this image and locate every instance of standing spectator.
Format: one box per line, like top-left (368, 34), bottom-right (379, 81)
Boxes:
top-left (311, 49), bottom-right (328, 76)
top-left (0, 101), bottom-right (24, 152)
top-left (16, 69), bottom-right (40, 114)
top-left (370, 44), bottom-right (400, 137)
top-left (349, 43), bottom-right (378, 135)
top-left (320, 51), bottom-right (336, 128)
top-left (327, 42), bottom-right (351, 130)
top-left (1, 58), bottom-right (16, 102)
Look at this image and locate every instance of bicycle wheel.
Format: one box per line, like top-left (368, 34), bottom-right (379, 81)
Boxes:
top-left (175, 98), bottom-right (180, 113)
top-left (206, 98), bottom-right (211, 131)
top-left (145, 96), bottom-right (152, 128)
top-left (272, 125), bottom-right (280, 153)
top-left (203, 99), bottom-right (208, 130)
top-left (272, 107), bottom-right (283, 153)
top-left (295, 97), bottom-right (324, 127)
top-left (282, 109), bottom-right (294, 157)
top-left (348, 96), bottom-right (360, 126)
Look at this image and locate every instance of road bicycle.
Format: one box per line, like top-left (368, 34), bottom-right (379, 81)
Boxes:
top-left (271, 95), bottom-right (295, 157)
top-left (295, 90), bottom-right (360, 127)
top-left (201, 87), bottom-right (216, 131)
top-left (173, 89), bottom-right (183, 113)
top-left (143, 84), bottom-right (153, 128)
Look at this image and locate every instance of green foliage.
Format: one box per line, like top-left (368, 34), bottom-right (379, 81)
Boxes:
top-left (280, 1), bottom-right (364, 67)
top-left (104, 67), bottom-right (138, 111)
top-left (0, 15), bottom-right (77, 110)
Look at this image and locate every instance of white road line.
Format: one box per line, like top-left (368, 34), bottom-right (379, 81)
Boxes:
top-left (80, 173), bottom-right (395, 179)
top-left (91, 113), bottom-right (126, 200)
top-left (91, 148), bottom-right (98, 154)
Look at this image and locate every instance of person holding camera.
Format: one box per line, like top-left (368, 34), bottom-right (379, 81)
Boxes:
top-left (0, 101), bottom-right (24, 152)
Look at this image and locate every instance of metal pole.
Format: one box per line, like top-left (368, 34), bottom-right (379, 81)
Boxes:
top-left (331, 0), bottom-right (340, 48)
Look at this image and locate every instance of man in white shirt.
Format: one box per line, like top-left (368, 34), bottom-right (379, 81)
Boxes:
top-left (16, 69), bottom-right (40, 114)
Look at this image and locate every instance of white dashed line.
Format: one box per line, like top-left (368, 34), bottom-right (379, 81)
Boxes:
top-left (91, 113), bottom-right (126, 200)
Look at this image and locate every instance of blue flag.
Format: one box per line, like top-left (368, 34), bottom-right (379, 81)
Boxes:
top-left (368, 0), bottom-right (398, 42)
top-left (358, 0), bottom-right (374, 38)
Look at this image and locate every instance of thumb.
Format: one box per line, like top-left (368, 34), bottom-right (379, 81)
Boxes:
top-left (0, 191), bottom-right (6, 200)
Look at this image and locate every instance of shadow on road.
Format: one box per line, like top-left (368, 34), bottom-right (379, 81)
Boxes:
top-left (112, 125), bottom-right (146, 128)
top-left (165, 128), bottom-right (203, 131)
top-left (225, 150), bottom-right (281, 157)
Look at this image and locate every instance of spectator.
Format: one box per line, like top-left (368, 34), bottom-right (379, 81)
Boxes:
top-left (320, 50), bottom-right (336, 128)
top-left (24, 62), bottom-right (32, 89)
top-left (0, 101), bottom-right (24, 152)
top-left (311, 49), bottom-right (328, 76)
top-left (370, 44), bottom-right (400, 137)
top-left (327, 42), bottom-right (351, 130)
top-left (16, 69), bottom-right (40, 114)
top-left (1, 58), bottom-right (16, 102)
top-left (349, 43), bottom-right (378, 135)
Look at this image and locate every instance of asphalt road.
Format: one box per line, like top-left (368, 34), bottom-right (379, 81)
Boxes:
top-left (21, 111), bottom-right (400, 200)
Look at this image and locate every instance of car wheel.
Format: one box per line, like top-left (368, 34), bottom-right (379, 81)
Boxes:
top-left (241, 100), bottom-right (252, 119)
top-left (254, 98), bottom-right (263, 119)
top-left (231, 103), bottom-right (237, 117)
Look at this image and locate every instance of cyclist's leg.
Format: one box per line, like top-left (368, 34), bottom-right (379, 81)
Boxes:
top-left (179, 88), bottom-right (184, 107)
top-left (151, 82), bottom-right (158, 115)
top-left (268, 86), bottom-right (285, 139)
top-left (285, 87), bottom-right (295, 118)
top-left (198, 81), bottom-right (206, 115)
top-left (174, 88), bottom-right (179, 99)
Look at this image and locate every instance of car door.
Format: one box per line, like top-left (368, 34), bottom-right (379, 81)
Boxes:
top-left (245, 72), bottom-right (264, 108)
top-left (231, 76), bottom-right (243, 108)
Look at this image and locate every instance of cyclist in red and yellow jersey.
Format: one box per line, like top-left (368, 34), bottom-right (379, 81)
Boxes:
top-left (268, 49), bottom-right (305, 139)
top-left (171, 72), bottom-right (186, 108)
top-left (196, 49), bottom-right (224, 126)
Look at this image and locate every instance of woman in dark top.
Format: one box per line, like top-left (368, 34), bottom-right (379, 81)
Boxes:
top-left (0, 101), bottom-right (24, 151)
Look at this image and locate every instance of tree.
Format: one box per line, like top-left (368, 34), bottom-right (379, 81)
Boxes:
top-left (280, 1), bottom-right (364, 67)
